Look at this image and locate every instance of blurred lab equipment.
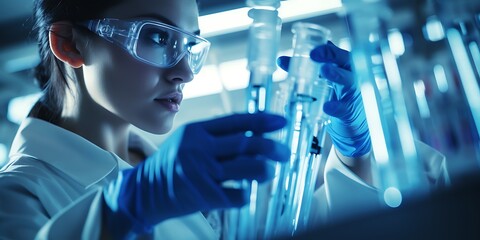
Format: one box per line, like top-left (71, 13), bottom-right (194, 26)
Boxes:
top-left (429, 0), bottom-right (480, 179)
top-left (372, 0), bottom-right (480, 183)
top-left (343, 0), bottom-right (480, 209)
top-left (343, 0), bottom-right (431, 208)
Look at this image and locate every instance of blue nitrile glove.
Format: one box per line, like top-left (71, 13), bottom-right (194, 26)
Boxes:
top-left (102, 113), bottom-right (289, 239)
top-left (277, 41), bottom-right (371, 157)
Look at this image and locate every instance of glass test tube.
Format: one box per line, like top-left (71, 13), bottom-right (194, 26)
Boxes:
top-left (245, 6), bottom-right (282, 113)
top-left (295, 77), bottom-right (333, 232)
top-left (263, 22), bottom-right (331, 238)
top-left (224, 1), bottom-right (281, 239)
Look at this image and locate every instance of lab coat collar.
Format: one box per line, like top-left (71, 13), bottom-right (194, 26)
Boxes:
top-left (9, 117), bottom-right (122, 189)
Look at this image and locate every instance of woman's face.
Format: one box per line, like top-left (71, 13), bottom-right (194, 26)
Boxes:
top-left (80, 0), bottom-right (199, 134)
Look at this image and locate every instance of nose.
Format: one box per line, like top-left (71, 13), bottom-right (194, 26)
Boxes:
top-left (164, 55), bottom-right (194, 84)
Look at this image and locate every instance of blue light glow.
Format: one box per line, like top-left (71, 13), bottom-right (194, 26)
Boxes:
top-left (388, 29), bottom-right (405, 56)
top-left (469, 41), bottom-right (480, 81)
top-left (361, 83), bottom-right (389, 164)
top-left (433, 64), bottom-right (449, 93)
top-left (384, 187), bottom-right (402, 208)
top-left (446, 29), bottom-right (480, 138)
top-left (414, 80), bottom-right (431, 118)
top-left (0, 144), bottom-right (8, 167)
top-left (423, 16), bottom-right (445, 42)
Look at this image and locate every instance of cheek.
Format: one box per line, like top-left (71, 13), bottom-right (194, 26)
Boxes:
top-left (81, 41), bottom-right (176, 134)
top-left (83, 45), bottom-right (159, 110)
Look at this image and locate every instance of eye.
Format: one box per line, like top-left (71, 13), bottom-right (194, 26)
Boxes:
top-left (186, 41), bottom-right (196, 49)
top-left (143, 30), bottom-right (169, 47)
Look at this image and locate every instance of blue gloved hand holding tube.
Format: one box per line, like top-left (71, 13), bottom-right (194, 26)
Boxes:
top-left (102, 113), bottom-right (289, 239)
top-left (277, 41), bottom-right (371, 158)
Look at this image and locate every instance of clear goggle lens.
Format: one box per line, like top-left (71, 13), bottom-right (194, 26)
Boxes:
top-left (82, 19), bottom-right (210, 74)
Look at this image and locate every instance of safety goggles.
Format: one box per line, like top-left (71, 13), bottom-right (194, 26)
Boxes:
top-left (79, 18), bottom-right (210, 74)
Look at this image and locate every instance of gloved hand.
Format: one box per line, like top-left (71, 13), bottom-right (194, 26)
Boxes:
top-left (102, 113), bottom-right (289, 239)
top-left (277, 41), bottom-right (371, 158)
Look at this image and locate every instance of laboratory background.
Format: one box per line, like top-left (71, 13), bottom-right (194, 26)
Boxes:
top-left (1, 0), bottom-right (480, 238)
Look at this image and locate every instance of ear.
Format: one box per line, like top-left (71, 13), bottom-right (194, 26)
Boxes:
top-left (49, 21), bottom-right (84, 68)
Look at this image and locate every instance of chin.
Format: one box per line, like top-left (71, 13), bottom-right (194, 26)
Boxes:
top-left (151, 126), bottom-right (173, 135)
top-left (129, 112), bottom-right (176, 134)
top-left (140, 123), bottom-right (173, 135)
top-left (136, 118), bottom-right (174, 135)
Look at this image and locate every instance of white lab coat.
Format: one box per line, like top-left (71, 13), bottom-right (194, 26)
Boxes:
top-left (0, 117), bottom-right (446, 239)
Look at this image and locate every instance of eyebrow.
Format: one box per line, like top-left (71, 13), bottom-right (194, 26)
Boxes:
top-left (136, 14), bottom-right (201, 36)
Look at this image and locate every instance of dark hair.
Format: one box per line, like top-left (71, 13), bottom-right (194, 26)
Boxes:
top-left (29, 0), bottom-right (121, 123)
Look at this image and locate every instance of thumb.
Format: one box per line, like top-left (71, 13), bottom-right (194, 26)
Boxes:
top-left (311, 41), bottom-right (351, 71)
top-left (323, 101), bottom-right (350, 119)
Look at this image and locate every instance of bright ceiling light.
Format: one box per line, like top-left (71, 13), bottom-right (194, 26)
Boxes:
top-left (219, 58), bottom-right (249, 91)
top-left (199, 0), bottom-right (343, 37)
top-left (279, 0), bottom-right (342, 22)
top-left (199, 8), bottom-right (252, 37)
top-left (183, 65), bottom-right (223, 99)
top-left (218, 54), bottom-right (290, 91)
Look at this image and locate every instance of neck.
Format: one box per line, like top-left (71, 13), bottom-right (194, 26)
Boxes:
top-left (59, 115), bottom-right (131, 161)
top-left (58, 70), bottom-right (137, 164)
top-left (59, 84), bottom-right (131, 162)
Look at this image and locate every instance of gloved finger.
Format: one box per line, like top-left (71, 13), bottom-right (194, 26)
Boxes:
top-left (177, 151), bottom-right (224, 183)
top-left (199, 113), bottom-right (287, 136)
top-left (320, 63), bottom-right (354, 87)
top-left (323, 100), bottom-right (352, 119)
top-left (176, 173), bottom-right (235, 211)
top-left (277, 56), bottom-right (291, 72)
top-left (213, 134), bottom-right (290, 162)
top-left (171, 155), bottom-right (235, 206)
top-left (218, 156), bottom-right (277, 183)
top-left (311, 41), bottom-right (352, 71)
top-left (222, 188), bottom-right (250, 208)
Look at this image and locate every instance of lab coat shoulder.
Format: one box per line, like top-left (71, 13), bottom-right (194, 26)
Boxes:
top-left (36, 188), bottom-right (103, 240)
top-left (36, 188), bottom-right (218, 240)
top-left (1, 118), bottom-right (217, 240)
top-left (309, 149), bottom-right (378, 226)
top-left (31, 137), bottom-right (218, 240)
top-left (0, 156), bottom-right (90, 239)
top-left (36, 190), bottom-right (219, 240)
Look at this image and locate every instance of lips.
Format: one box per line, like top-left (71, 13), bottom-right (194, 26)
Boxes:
top-left (154, 92), bottom-right (183, 112)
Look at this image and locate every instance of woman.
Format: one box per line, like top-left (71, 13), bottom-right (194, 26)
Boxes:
top-left (0, 0), bottom-right (290, 238)
top-left (0, 0), bottom-right (445, 239)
